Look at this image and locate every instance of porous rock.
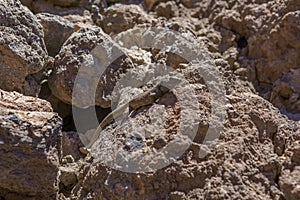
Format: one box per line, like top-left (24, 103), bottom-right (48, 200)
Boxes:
top-left (0, 89), bottom-right (62, 198)
top-left (48, 25), bottom-right (137, 108)
top-left (0, 0), bottom-right (48, 96)
top-left (199, 0), bottom-right (300, 116)
top-left (271, 69), bottom-right (300, 117)
top-left (279, 141), bottom-right (300, 200)
top-left (67, 28), bottom-right (292, 199)
top-left (2, 1), bottom-right (300, 199)
top-left (73, 67), bottom-right (291, 200)
top-left (96, 4), bottom-right (154, 35)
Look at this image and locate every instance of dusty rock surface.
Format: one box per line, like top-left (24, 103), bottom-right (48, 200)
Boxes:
top-left (0, 0), bottom-right (299, 199)
top-left (96, 4), bottom-right (154, 35)
top-left (48, 25), bottom-right (135, 108)
top-left (0, 89), bottom-right (62, 199)
top-left (279, 141), bottom-right (300, 200)
top-left (194, 0), bottom-right (300, 118)
top-left (67, 47), bottom-right (297, 200)
top-left (20, 0), bottom-right (88, 14)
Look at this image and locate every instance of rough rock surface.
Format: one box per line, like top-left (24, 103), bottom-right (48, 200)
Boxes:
top-left (192, 0), bottom-right (300, 118)
top-left (271, 69), bottom-right (300, 119)
top-left (154, 1), bottom-right (179, 19)
top-left (97, 4), bottom-right (154, 35)
top-left (0, 89), bottom-right (62, 199)
top-left (48, 26), bottom-right (106, 107)
top-left (21, 0), bottom-right (83, 8)
top-left (20, 0), bottom-right (87, 14)
top-left (64, 31), bottom-right (298, 199)
top-left (279, 140), bottom-right (300, 200)
top-left (36, 13), bottom-right (74, 57)
top-left (48, 25), bottom-right (135, 108)
top-left (0, 0), bottom-right (48, 96)
top-left (20, 0), bottom-right (95, 30)
top-left (0, 0), bottom-right (299, 199)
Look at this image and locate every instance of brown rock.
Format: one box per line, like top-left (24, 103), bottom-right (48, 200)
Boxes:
top-left (48, 25), bottom-right (136, 108)
top-left (36, 13), bottom-right (74, 57)
top-left (97, 4), bottom-right (154, 35)
top-left (21, 0), bottom-right (95, 27)
top-left (4, 193), bottom-right (25, 200)
top-left (62, 9), bottom-right (94, 25)
top-left (279, 167), bottom-right (300, 200)
top-left (271, 69), bottom-right (300, 116)
top-left (143, 0), bottom-right (159, 10)
top-left (0, 0), bottom-right (48, 96)
top-left (59, 166), bottom-right (77, 187)
top-left (106, 0), bottom-right (142, 4)
top-left (62, 132), bottom-right (84, 161)
top-left (51, 0), bottom-right (82, 7)
top-left (194, 0), bottom-right (300, 118)
top-left (48, 26), bottom-right (106, 107)
top-left (2, 1), bottom-right (300, 200)
top-left (20, 0), bottom-right (84, 13)
top-left (279, 141), bottom-right (300, 200)
top-left (155, 1), bottom-right (178, 19)
top-left (0, 90), bottom-right (52, 112)
top-left (0, 89), bottom-right (62, 198)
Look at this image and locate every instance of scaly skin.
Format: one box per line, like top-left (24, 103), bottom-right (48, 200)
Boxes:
top-left (79, 83), bottom-right (169, 154)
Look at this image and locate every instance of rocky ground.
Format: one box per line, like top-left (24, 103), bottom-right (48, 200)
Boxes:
top-left (0, 0), bottom-right (299, 199)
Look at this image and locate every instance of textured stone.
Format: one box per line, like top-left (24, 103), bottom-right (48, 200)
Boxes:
top-left (143, 0), bottom-right (159, 10)
top-left (97, 4), bottom-right (154, 35)
top-left (2, 1), bottom-right (300, 200)
top-left (48, 25), bottom-right (136, 108)
top-left (155, 1), bottom-right (178, 19)
top-left (279, 142), bottom-right (300, 200)
top-left (68, 28), bottom-right (288, 200)
top-left (59, 166), bottom-right (77, 187)
top-left (0, 0), bottom-right (48, 96)
top-left (279, 167), bottom-right (300, 200)
top-left (36, 13), bottom-right (74, 57)
top-left (191, 0), bottom-right (300, 118)
top-left (0, 89), bottom-right (62, 198)
top-left (271, 69), bottom-right (300, 118)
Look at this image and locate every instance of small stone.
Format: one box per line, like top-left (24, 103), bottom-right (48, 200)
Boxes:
top-left (59, 166), bottom-right (77, 187)
top-left (62, 155), bottom-right (75, 164)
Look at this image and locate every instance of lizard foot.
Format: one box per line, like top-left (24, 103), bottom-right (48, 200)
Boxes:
top-left (79, 147), bottom-right (90, 154)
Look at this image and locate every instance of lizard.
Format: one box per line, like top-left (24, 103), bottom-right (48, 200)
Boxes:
top-left (79, 83), bottom-right (170, 154)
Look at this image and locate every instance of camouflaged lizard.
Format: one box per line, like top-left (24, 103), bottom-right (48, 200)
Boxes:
top-left (79, 83), bottom-right (169, 154)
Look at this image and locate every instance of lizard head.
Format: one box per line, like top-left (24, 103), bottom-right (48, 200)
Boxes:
top-left (148, 83), bottom-right (169, 99)
top-left (157, 84), bottom-right (170, 94)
